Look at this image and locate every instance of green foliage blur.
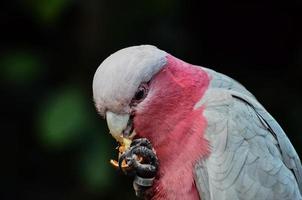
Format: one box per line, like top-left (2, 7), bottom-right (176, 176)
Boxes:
top-left (8, 0), bottom-right (301, 200)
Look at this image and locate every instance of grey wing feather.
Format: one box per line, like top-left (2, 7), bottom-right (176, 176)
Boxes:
top-left (194, 68), bottom-right (302, 200)
top-left (230, 90), bottom-right (302, 190)
top-left (195, 160), bottom-right (211, 200)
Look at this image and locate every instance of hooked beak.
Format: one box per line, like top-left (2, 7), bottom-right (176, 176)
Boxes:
top-left (105, 111), bottom-right (135, 144)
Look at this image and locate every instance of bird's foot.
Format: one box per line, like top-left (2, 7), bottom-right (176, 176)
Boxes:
top-left (118, 138), bottom-right (158, 198)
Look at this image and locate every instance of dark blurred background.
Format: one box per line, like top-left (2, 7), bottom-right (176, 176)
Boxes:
top-left (5, 0), bottom-right (301, 199)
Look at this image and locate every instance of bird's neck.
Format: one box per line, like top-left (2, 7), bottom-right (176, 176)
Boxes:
top-left (151, 106), bottom-right (209, 200)
top-left (134, 55), bottom-right (211, 199)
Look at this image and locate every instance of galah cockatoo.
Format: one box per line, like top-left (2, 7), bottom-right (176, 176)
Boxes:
top-left (92, 45), bottom-right (302, 200)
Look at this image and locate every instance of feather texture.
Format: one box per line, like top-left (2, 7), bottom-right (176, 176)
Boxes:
top-left (93, 45), bottom-right (167, 116)
top-left (92, 45), bottom-right (302, 200)
top-left (194, 69), bottom-right (302, 200)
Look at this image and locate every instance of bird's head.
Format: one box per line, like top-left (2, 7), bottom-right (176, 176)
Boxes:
top-left (93, 45), bottom-right (209, 153)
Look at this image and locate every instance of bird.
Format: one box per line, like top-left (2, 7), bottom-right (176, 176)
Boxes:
top-left (92, 45), bottom-right (302, 200)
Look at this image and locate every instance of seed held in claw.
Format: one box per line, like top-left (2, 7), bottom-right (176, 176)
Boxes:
top-left (110, 137), bottom-right (143, 170)
top-left (110, 137), bottom-right (132, 169)
top-left (110, 159), bottom-right (128, 168)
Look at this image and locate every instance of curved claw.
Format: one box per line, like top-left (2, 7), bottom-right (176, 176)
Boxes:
top-left (118, 138), bottom-right (155, 169)
top-left (130, 138), bottom-right (153, 150)
top-left (118, 152), bottom-right (128, 170)
top-left (117, 138), bottom-right (159, 198)
top-left (118, 142), bottom-right (158, 178)
top-left (129, 146), bottom-right (158, 177)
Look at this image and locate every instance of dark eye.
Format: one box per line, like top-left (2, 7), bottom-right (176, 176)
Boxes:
top-left (133, 83), bottom-right (148, 102)
top-left (134, 89), bottom-right (145, 100)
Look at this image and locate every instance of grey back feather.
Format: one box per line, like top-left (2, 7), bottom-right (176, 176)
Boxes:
top-left (194, 68), bottom-right (302, 200)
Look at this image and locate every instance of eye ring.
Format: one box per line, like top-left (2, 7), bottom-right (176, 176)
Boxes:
top-left (134, 89), bottom-right (145, 101)
top-left (132, 83), bottom-right (149, 104)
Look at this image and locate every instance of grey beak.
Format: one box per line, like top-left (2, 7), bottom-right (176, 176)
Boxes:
top-left (105, 111), bottom-right (130, 143)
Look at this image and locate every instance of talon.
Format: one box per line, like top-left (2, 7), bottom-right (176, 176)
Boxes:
top-left (110, 159), bottom-right (128, 168)
top-left (129, 146), bottom-right (158, 178)
top-left (113, 137), bottom-right (159, 185)
top-left (111, 137), bottom-right (159, 198)
top-left (118, 152), bottom-right (129, 170)
top-left (130, 138), bottom-right (153, 150)
top-left (118, 147), bottom-right (143, 174)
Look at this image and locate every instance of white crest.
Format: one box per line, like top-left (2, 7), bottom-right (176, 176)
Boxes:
top-left (93, 45), bottom-right (167, 115)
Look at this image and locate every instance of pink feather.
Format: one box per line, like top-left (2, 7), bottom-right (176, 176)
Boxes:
top-left (134, 55), bottom-right (210, 200)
